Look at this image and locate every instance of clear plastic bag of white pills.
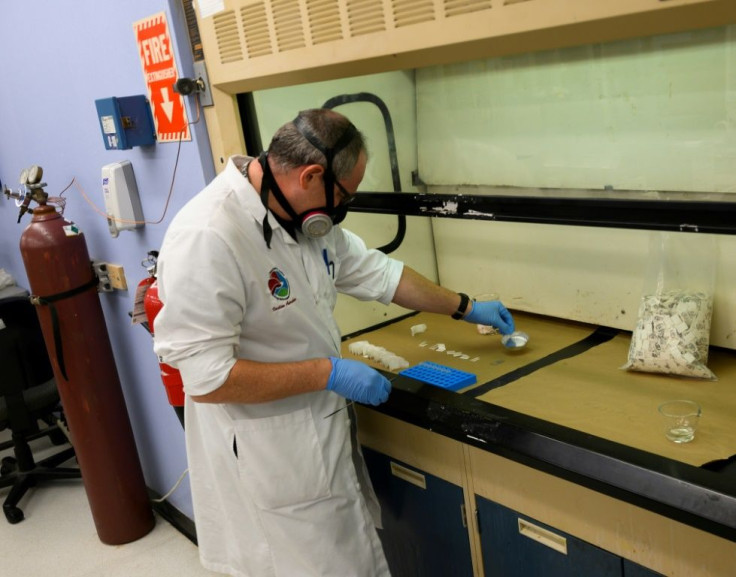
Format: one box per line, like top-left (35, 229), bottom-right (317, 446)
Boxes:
top-left (622, 232), bottom-right (717, 380)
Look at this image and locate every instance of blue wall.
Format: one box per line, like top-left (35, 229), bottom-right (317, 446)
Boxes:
top-left (0, 1), bottom-right (215, 518)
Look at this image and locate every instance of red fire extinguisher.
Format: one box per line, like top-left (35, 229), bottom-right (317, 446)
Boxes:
top-left (139, 252), bottom-right (185, 408)
top-left (15, 165), bottom-right (154, 545)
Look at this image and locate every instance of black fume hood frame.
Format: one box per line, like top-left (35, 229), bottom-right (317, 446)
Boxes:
top-left (349, 188), bottom-right (736, 235)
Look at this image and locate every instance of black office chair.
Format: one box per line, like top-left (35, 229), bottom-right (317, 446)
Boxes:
top-left (0, 295), bottom-right (81, 524)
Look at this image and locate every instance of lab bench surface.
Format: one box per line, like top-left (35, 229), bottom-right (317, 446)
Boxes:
top-left (342, 311), bottom-right (736, 544)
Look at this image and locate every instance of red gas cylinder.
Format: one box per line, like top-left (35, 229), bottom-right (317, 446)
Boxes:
top-left (19, 204), bottom-right (154, 545)
top-left (143, 280), bottom-right (185, 407)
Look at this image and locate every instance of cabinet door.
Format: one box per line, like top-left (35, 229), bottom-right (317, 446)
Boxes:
top-left (476, 496), bottom-right (623, 577)
top-left (362, 447), bottom-right (474, 577)
top-left (623, 559), bottom-right (664, 577)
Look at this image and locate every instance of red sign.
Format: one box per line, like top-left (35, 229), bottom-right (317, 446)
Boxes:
top-left (133, 12), bottom-right (190, 142)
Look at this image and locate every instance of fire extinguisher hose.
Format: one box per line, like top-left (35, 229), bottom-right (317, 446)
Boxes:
top-left (29, 274), bottom-right (99, 381)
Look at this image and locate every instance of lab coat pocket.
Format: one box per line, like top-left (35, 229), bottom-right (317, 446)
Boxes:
top-left (234, 407), bottom-right (331, 510)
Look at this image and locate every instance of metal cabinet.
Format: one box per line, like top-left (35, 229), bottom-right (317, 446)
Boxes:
top-left (476, 497), bottom-right (666, 577)
top-left (362, 446), bottom-right (474, 577)
top-left (476, 496), bottom-right (623, 577)
top-left (622, 559), bottom-right (665, 577)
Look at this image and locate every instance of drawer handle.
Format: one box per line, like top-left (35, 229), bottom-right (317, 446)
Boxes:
top-left (517, 518), bottom-right (568, 555)
top-left (390, 461), bottom-right (426, 489)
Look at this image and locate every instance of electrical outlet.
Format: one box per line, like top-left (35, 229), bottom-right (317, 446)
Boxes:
top-left (92, 260), bottom-right (113, 292)
top-left (107, 264), bottom-right (128, 290)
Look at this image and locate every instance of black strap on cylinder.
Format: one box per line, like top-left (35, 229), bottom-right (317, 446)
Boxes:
top-left (30, 275), bottom-right (99, 381)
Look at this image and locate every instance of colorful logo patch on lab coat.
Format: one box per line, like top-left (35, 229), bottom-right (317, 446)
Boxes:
top-left (268, 267), bottom-right (290, 300)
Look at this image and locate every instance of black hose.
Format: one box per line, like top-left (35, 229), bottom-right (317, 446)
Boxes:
top-left (322, 93), bottom-right (406, 254)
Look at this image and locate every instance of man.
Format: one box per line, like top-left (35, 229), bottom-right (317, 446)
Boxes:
top-left (154, 108), bottom-right (514, 576)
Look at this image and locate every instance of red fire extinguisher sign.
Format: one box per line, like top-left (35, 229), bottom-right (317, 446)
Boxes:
top-left (133, 12), bottom-right (190, 143)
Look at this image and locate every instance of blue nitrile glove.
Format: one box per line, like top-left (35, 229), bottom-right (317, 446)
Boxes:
top-left (326, 357), bottom-right (392, 405)
top-left (464, 300), bottom-right (515, 335)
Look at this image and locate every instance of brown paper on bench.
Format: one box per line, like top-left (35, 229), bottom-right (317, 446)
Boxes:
top-left (342, 311), bottom-right (597, 387)
top-left (479, 332), bottom-right (736, 467)
top-left (343, 311), bottom-right (736, 467)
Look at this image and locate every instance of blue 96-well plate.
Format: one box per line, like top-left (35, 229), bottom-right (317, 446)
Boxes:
top-left (399, 361), bottom-right (477, 392)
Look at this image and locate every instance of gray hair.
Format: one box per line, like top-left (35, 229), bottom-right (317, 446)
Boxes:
top-left (267, 108), bottom-right (367, 179)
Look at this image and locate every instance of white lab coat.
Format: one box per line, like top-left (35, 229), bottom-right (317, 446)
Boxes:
top-left (154, 157), bottom-right (403, 577)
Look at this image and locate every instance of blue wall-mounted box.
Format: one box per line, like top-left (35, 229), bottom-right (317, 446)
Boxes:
top-left (95, 95), bottom-right (156, 150)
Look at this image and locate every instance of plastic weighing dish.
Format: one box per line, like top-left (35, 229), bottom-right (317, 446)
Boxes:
top-left (501, 331), bottom-right (529, 349)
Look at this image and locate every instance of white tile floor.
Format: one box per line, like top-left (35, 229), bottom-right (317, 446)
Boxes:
top-left (0, 431), bottom-right (223, 577)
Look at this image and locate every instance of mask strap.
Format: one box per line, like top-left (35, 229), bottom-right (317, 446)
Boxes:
top-left (258, 154), bottom-right (273, 249)
top-left (260, 153), bottom-right (301, 219)
top-left (259, 152), bottom-right (303, 248)
top-left (292, 114), bottom-right (357, 209)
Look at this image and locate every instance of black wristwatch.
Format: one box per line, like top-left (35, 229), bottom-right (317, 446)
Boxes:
top-left (451, 292), bottom-right (471, 320)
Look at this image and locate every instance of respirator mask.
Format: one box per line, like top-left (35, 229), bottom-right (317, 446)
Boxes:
top-left (259, 114), bottom-right (358, 247)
